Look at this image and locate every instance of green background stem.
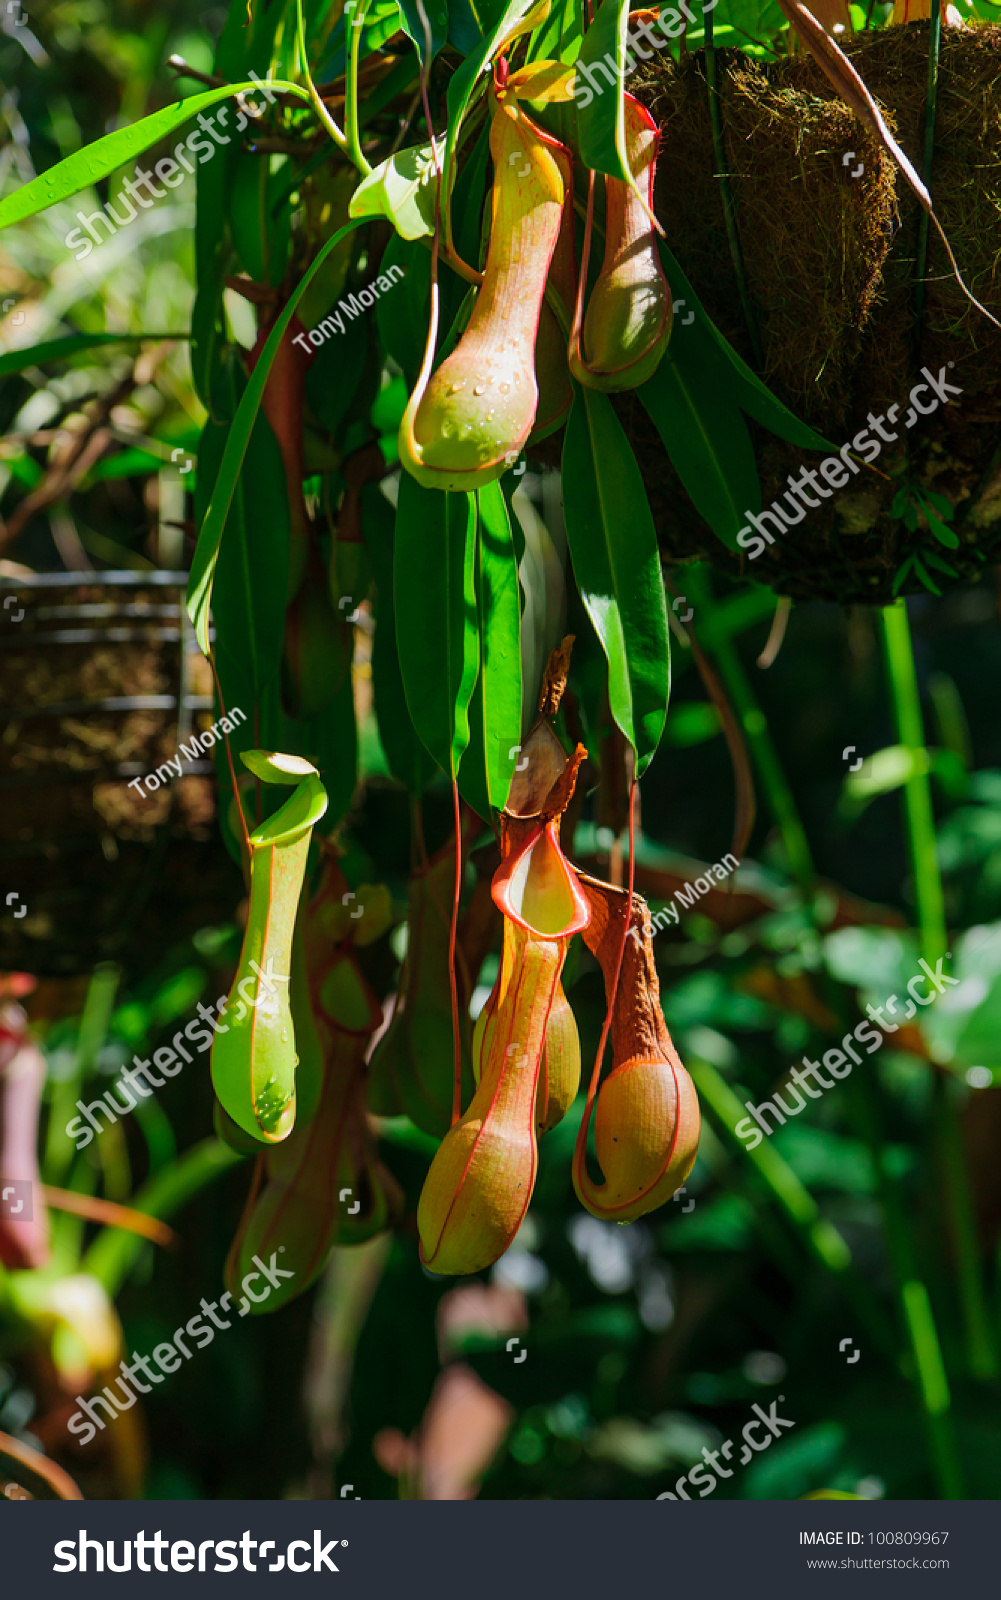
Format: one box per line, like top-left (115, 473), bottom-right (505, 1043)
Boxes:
top-left (880, 599), bottom-right (997, 1386)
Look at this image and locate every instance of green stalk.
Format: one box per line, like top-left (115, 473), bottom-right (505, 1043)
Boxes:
top-left (346, 0), bottom-right (374, 177)
top-left (844, 1071), bottom-right (964, 1497)
top-left (880, 600), bottom-right (944, 961)
top-left (295, 0), bottom-right (354, 166)
top-left (704, 9), bottom-right (764, 371)
top-left (881, 598), bottom-right (997, 1383)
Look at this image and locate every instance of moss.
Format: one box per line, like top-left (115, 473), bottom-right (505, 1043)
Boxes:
top-left (623, 23), bottom-right (1001, 604)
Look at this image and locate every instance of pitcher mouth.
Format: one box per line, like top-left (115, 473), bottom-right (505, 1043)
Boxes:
top-left (492, 818), bottom-right (591, 938)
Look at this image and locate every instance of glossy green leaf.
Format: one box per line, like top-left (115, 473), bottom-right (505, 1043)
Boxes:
top-left (349, 139), bottom-right (439, 240)
top-left (394, 473), bottom-right (480, 780)
top-left (475, 480), bottom-right (523, 810)
top-left (0, 81), bottom-right (309, 233)
top-left (317, 0), bottom-right (406, 80)
top-left (575, 0), bottom-right (631, 183)
top-left (526, 0), bottom-right (582, 63)
top-left (637, 351), bottom-right (760, 554)
top-left (561, 389), bottom-right (670, 777)
top-left (458, 480), bottom-right (523, 818)
top-left (186, 217), bottom-right (367, 655)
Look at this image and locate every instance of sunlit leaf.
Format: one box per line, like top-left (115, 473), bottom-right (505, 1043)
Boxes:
top-left (0, 81), bottom-right (309, 232)
top-left (561, 387), bottom-right (670, 776)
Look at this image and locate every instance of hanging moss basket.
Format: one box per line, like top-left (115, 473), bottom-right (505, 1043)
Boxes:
top-left (627, 23), bottom-right (1001, 605)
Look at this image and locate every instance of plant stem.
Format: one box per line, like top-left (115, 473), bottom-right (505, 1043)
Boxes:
top-left (880, 599), bottom-right (998, 1386)
top-left (704, 11), bottom-right (764, 371)
top-left (880, 601), bottom-right (943, 959)
top-left (844, 1071), bottom-right (964, 1497)
top-left (296, 0), bottom-right (353, 165)
top-left (346, 0), bottom-right (374, 176)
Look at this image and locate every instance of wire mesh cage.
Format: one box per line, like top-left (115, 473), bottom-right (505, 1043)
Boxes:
top-left (0, 571), bottom-right (238, 975)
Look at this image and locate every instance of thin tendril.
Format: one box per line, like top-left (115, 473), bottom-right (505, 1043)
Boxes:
top-left (208, 649), bottom-right (251, 864)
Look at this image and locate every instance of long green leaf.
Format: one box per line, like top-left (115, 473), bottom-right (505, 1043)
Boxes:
top-left (349, 139), bottom-right (439, 240)
top-left (0, 81), bottom-right (309, 233)
top-left (658, 240), bottom-right (833, 452)
top-left (196, 363), bottom-right (289, 698)
top-left (561, 389), bottom-right (670, 777)
top-left (0, 332), bottom-right (186, 379)
top-left (186, 217), bottom-right (368, 654)
top-left (394, 475), bottom-right (480, 780)
top-left (638, 352), bottom-right (760, 553)
top-left (460, 476), bottom-right (518, 812)
top-left (360, 482), bottom-right (436, 795)
top-left (575, 0), bottom-right (631, 183)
